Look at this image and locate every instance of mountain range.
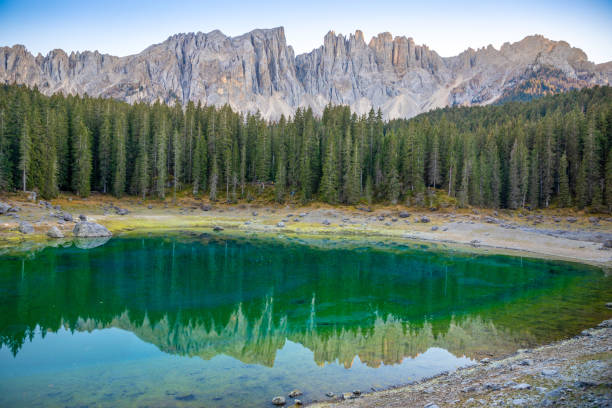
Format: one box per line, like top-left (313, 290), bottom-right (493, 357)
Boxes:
top-left (1, 27), bottom-right (611, 119)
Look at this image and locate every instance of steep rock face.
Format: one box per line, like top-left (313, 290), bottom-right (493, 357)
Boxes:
top-left (1, 28), bottom-right (610, 119)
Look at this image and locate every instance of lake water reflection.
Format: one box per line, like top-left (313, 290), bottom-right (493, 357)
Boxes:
top-left (0, 235), bottom-right (610, 407)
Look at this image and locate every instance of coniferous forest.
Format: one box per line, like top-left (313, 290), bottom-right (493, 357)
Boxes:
top-left (0, 84), bottom-right (611, 211)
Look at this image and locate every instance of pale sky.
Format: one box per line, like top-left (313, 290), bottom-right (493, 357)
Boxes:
top-left (1, 0), bottom-right (611, 63)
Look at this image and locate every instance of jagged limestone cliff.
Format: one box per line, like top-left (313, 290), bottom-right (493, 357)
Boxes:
top-left (1, 27), bottom-right (610, 119)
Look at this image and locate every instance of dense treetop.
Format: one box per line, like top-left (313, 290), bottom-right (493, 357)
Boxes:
top-left (0, 84), bottom-right (611, 211)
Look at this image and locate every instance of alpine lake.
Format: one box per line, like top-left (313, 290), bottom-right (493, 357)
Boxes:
top-left (0, 232), bottom-right (610, 407)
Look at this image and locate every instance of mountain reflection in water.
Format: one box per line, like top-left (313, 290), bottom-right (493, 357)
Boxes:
top-left (0, 235), bottom-right (610, 406)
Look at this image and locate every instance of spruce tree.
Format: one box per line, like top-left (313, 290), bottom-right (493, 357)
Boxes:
top-left (73, 118), bottom-right (92, 197)
top-left (605, 149), bottom-right (612, 213)
top-left (275, 139), bottom-right (287, 203)
top-left (558, 152), bottom-right (571, 207)
top-left (98, 111), bottom-right (112, 193)
top-left (112, 112), bottom-right (127, 197)
top-left (155, 116), bottom-right (167, 198)
top-left (18, 116), bottom-right (30, 192)
top-left (134, 112), bottom-right (149, 200)
top-left (320, 138), bottom-right (338, 203)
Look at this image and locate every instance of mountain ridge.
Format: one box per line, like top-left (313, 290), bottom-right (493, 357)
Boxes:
top-left (1, 27), bottom-right (610, 119)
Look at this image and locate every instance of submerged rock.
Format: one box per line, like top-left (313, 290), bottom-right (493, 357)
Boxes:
top-left (47, 226), bottom-right (64, 238)
top-left (175, 393), bottom-right (195, 401)
top-left (73, 221), bottom-right (112, 237)
top-left (73, 236), bottom-right (111, 249)
top-left (288, 390), bottom-right (302, 398)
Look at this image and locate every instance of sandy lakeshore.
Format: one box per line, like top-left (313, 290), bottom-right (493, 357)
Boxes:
top-left (0, 193), bottom-right (611, 267)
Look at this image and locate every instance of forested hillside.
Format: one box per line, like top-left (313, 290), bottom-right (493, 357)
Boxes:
top-left (0, 84), bottom-right (611, 211)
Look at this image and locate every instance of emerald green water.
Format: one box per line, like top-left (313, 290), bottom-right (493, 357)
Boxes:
top-left (0, 234), bottom-right (610, 407)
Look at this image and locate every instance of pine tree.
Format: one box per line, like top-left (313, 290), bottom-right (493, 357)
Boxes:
top-left (134, 112), bottom-right (149, 200)
top-left (485, 135), bottom-right (501, 208)
top-left (98, 111), bottom-right (112, 193)
top-left (528, 149), bottom-right (539, 209)
top-left (0, 108), bottom-right (8, 191)
top-left (508, 137), bottom-right (529, 209)
top-left (428, 128), bottom-right (440, 188)
top-left (112, 111), bottom-right (126, 197)
top-left (605, 149), bottom-right (612, 213)
top-left (386, 130), bottom-right (401, 204)
top-left (41, 109), bottom-right (59, 198)
top-left (275, 139), bottom-right (287, 203)
top-left (192, 123), bottom-right (207, 196)
top-left (458, 153), bottom-right (471, 208)
top-left (255, 116), bottom-right (270, 182)
top-left (320, 138), bottom-right (338, 203)
top-left (342, 125), bottom-right (352, 203)
top-left (209, 157), bottom-right (218, 202)
top-left (300, 116), bottom-right (314, 202)
top-left (73, 118), bottom-right (92, 197)
top-left (172, 128), bottom-right (182, 203)
top-left (346, 138), bottom-right (361, 204)
top-left (575, 160), bottom-right (588, 209)
top-left (558, 152), bottom-right (571, 207)
top-left (18, 116), bottom-right (30, 192)
top-left (155, 116), bottom-right (167, 198)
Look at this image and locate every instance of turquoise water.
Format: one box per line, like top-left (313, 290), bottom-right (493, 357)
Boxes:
top-left (0, 234), bottom-right (610, 407)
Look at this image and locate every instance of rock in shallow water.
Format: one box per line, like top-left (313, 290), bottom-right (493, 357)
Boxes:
top-left (74, 236), bottom-right (111, 249)
top-left (272, 396), bottom-right (286, 405)
top-left (73, 221), bottom-right (112, 237)
top-left (288, 389), bottom-right (302, 398)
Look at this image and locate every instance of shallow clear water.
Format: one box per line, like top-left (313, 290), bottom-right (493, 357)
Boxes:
top-left (0, 234), bottom-right (610, 407)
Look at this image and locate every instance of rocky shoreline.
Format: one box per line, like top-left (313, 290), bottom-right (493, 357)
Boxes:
top-left (308, 320), bottom-right (612, 408)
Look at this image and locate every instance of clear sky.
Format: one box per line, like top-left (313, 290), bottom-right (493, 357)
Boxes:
top-left (1, 0), bottom-right (611, 63)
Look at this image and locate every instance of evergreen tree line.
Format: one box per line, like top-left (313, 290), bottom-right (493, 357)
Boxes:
top-left (0, 84), bottom-right (611, 211)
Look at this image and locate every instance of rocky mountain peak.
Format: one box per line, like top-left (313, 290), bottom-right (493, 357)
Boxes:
top-left (1, 27), bottom-right (609, 119)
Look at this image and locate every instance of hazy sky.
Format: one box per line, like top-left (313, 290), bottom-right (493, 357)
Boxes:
top-left (1, 0), bottom-right (611, 63)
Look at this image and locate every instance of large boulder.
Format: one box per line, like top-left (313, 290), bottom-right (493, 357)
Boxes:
top-left (0, 202), bottom-right (11, 214)
top-left (47, 226), bottom-right (64, 238)
top-left (73, 221), bottom-right (112, 238)
top-left (19, 221), bottom-right (34, 234)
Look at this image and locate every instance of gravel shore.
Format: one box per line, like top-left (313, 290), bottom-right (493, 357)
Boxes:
top-left (308, 320), bottom-right (612, 408)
